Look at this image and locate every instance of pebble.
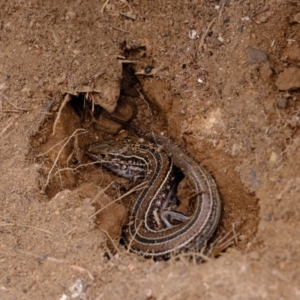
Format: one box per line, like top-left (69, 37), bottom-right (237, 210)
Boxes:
top-left (269, 151), bottom-right (279, 164)
top-left (281, 45), bottom-right (300, 63)
top-left (263, 214), bottom-right (272, 221)
top-left (206, 36), bottom-right (223, 48)
top-left (259, 62), bottom-right (273, 81)
top-left (276, 97), bottom-right (287, 109)
top-left (65, 10), bottom-right (76, 20)
top-left (188, 29), bottom-right (198, 40)
top-left (293, 12), bottom-right (300, 24)
top-left (248, 47), bottom-right (268, 65)
top-left (255, 11), bottom-right (272, 24)
top-left (275, 67), bottom-right (300, 91)
top-left (43, 99), bottom-right (55, 111)
top-left (239, 235), bottom-right (247, 241)
top-left (249, 169), bottom-right (259, 186)
top-left (249, 251), bottom-right (261, 260)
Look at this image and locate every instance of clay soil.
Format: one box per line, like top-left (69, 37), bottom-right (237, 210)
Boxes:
top-left (1, 1), bottom-right (300, 299)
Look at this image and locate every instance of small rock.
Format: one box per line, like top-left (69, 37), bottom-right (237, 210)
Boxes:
top-left (43, 100), bottom-right (54, 110)
top-left (189, 29), bottom-right (198, 40)
top-left (21, 86), bottom-right (31, 93)
top-left (275, 67), bottom-right (300, 91)
top-left (276, 97), bottom-right (287, 109)
top-left (269, 151), bottom-right (279, 163)
top-left (249, 251), bottom-right (261, 260)
top-left (263, 214), bottom-right (272, 221)
top-left (73, 49), bottom-right (81, 56)
top-left (206, 36), bottom-right (223, 48)
top-left (248, 47), bottom-right (268, 65)
top-left (249, 169), bottom-right (259, 186)
top-left (65, 10), bottom-right (76, 20)
top-left (255, 11), bottom-right (272, 24)
top-left (239, 235), bottom-right (247, 241)
top-left (223, 16), bottom-right (230, 23)
top-left (259, 62), bottom-right (273, 81)
top-left (281, 45), bottom-right (300, 63)
top-left (145, 289), bottom-right (153, 298)
top-left (231, 143), bottom-right (239, 156)
top-left (237, 25), bottom-right (244, 33)
top-left (293, 12), bottom-right (300, 24)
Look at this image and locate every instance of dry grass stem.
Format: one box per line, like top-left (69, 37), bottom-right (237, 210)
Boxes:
top-left (0, 222), bottom-right (53, 235)
top-left (70, 265), bottom-right (94, 281)
top-left (101, 229), bottom-right (121, 255)
top-left (0, 110), bottom-right (26, 113)
top-left (89, 181), bottom-right (148, 219)
top-left (51, 161), bottom-right (100, 178)
top-left (118, 59), bottom-right (138, 64)
top-left (111, 26), bottom-right (130, 33)
top-left (52, 93), bottom-right (71, 136)
top-left (119, 11), bottom-right (136, 20)
top-left (100, 0), bottom-right (110, 13)
top-left (37, 130), bottom-right (86, 157)
top-left (104, 243), bottom-right (114, 260)
top-left (210, 229), bottom-right (238, 257)
top-left (218, 0), bottom-right (227, 18)
top-left (199, 18), bottom-right (216, 51)
top-left (64, 227), bottom-right (77, 236)
top-left (0, 92), bottom-right (29, 111)
top-left (45, 256), bottom-right (94, 280)
top-left (43, 128), bottom-right (86, 191)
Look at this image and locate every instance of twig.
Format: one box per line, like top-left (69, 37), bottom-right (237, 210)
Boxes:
top-left (89, 182), bottom-right (114, 209)
top-left (43, 128), bottom-right (86, 191)
top-left (0, 119), bottom-right (14, 138)
top-left (111, 26), bottom-right (130, 33)
top-left (218, 0), bottom-right (226, 18)
top-left (120, 0), bottom-right (133, 12)
top-left (118, 59), bottom-right (138, 64)
top-left (105, 10), bottom-right (136, 19)
top-left (0, 110), bottom-right (26, 113)
top-left (198, 18), bottom-right (216, 51)
top-left (0, 92), bottom-right (29, 111)
top-left (51, 161), bottom-right (101, 178)
top-left (232, 222), bottom-right (238, 244)
top-left (64, 227), bottom-right (77, 236)
top-left (37, 130), bottom-right (86, 157)
top-left (119, 11), bottom-right (136, 20)
top-left (0, 222), bottom-right (53, 235)
top-left (89, 181), bottom-right (148, 219)
top-left (18, 254), bottom-right (95, 280)
top-left (104, 242), bottom-right (114, 260)
top-left (101, 229), bottom-right (121, 254)
top-left (52, 93), bottom-right (71, 136)
top-left (100, 0), bottom-right (110, 13)
top-left (70, 265), bottom-right (94, 281)
top-left (210, 229), bottom-right (237, 258)
top-left (251, 6), bottom-right (270, 18)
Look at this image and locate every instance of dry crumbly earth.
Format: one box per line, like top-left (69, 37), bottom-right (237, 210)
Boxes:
top-left (1, 0), bottom-right (300, 299)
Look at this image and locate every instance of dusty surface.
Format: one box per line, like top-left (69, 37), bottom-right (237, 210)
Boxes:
top-left (1, 0), bottom-right (300, 299)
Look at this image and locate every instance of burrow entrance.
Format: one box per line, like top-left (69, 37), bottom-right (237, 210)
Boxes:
top-left (30, 63), bottom-right (259, 258)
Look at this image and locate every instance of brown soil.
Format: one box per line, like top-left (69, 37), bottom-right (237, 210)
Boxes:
top-left (1, 1), bottom-right (300, 299)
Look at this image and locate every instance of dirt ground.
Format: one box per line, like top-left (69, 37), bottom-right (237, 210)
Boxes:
top-left (1, 0), bottom-right (300, 299)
